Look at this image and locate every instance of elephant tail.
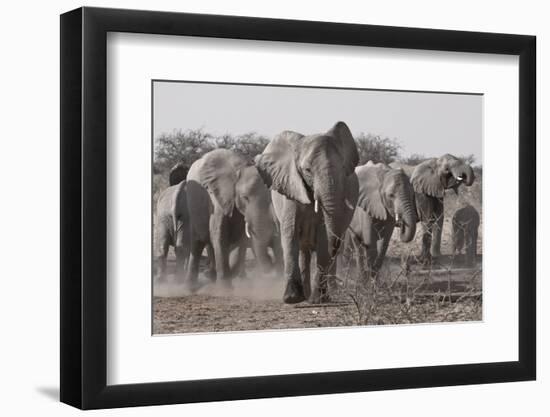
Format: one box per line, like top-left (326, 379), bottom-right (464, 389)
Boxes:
top-left (172, 180), bottom-right (187, 235)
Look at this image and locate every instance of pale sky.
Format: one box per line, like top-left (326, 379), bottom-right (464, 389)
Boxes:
top-left (153, 81), bottom-right (483, 164)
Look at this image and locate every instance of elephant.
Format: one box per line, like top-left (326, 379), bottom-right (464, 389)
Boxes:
top-left (185, 148), bottom-right (280, 289)
top-left (255, 121), bottom-right (359, 304)
top-left (346, 161), bottom-right (417, 279)
top-left (168, 161), bottom-right (189, 186)
top-left (451, 204), bottom-right (480, 267)
top-left (153, 179), bottom-right (190, 282)
top-left (393, 154), bottom-right (475, 263)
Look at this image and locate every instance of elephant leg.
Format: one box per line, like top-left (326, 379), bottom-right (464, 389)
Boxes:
top-left (365, 244), bottom-right (379, 281)
top-left (272, 238), bottom-right (284, 276)
top-left (473, 227), bottom-right (478, 257)
top-left (174, 229), bottom-right (190, 283)
top-left (311, 228), bottom-right (333, 304)
top-left (465, 226), bottom-right (477, 267)
top-left (231, 242), bottom-right (248, 279)
top-left (174, 246), bottom-right (188, 283)
top-left (350, 230), bottom-right (371, 282)
top-left (419, 221), bottom-right (433, 265)
top-left (203, 243), bottom-right (216, 281)
top-left (186, 239), bottom-right (205, 291)
top-left (281, 228), bottom-right (304, 303)
top-left (430, 201), bottom-right (444, 258)
top-left (299, 249), bottom-right (312, 300)
top-left (451, 222), bottom-right (459, 255)
top-left (356, 243), bottom-right (368, 283)
top-left (373, 224), bottom-right (393, 279)
top-left (156, 241), bottom-right (169, 282)
top-left (154, 225), bottom-right (170, 282)
top-left (338, 232), bottom-right (356, 286)
top-left (210, 214), bottom-right (231, 285)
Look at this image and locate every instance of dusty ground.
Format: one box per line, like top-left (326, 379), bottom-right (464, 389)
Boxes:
top-left (153, 252), bottom-right (482, 334)
top-left (153, 186), bottom-right (483, 335)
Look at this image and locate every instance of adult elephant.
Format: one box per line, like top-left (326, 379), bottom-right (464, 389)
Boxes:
top-left (186, 149), bottom-right (278, 288)
top-left (154, 180), bottom-right (190, 282)
top-left (255, 121), bottom-right (359, 304)
top-left (407, 154), bottom-right (475, 263)
top-left (347, 161), bottom-right (417, 279)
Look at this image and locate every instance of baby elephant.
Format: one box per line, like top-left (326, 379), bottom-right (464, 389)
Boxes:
top-left (451, 204), bottom-right (480, 267)
top-left (154, 180), bottom-right (190, 282)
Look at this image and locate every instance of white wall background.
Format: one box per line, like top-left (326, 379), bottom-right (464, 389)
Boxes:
top-left (0, 0), bottom-right (545, 415)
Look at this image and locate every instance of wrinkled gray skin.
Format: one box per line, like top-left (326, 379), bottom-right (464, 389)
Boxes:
top-left (392, 154), bottom-right (475, 263)
top-left (154, 180), bottom-right (190, 282)
top-left (451, 204), bottom-right (480, 267)
top-left (186, 149), bottom-right (279, 288)
top-left (347, 162), bottom-right (417, 279)
top-left (168, 161), bottom-right (219, 279)
top-left (255, 121), bottom-right (359, 304)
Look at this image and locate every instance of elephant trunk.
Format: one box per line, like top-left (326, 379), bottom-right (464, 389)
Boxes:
top-left (313, 155), bottom-right (346, 258)
top-left (395, 182), bottom-right (418, 243)
top-left (398, 197), bottom-right (417, 243)
top-left (252, 239), bottom-right (274, 274)
top-left (462, 164), bottom-right (475, 186)
top-left (317, 187), bottom-right (345, 258)
top-left (452, 164), bottom-right (475, 187)
top-left (247, 210), bottom-right (275, 273)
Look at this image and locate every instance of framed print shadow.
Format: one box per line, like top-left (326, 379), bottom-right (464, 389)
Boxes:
top-left (60, 6), bottom-right (536, 410)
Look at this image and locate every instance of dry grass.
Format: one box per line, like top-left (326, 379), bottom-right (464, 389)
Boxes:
top-left (152, 175), bottom-right (483, 334)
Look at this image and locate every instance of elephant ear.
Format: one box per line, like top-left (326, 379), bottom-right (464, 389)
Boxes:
top-left (355, 161), bottom-right (388, 220)
top-left (411, 159), bottom-right (444, 198)
top-left (325, 121), bottom-right (359, 177)
top-left (254, 131), bottom-right (311, 205)
top-left (200, 149), bottom-right (248, 216)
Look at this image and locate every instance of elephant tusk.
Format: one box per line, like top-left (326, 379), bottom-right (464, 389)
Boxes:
top-left (245, 222), bottom-right (251, 239)
top-left (396, 213), bottom-right (400, 223)
top-left (344, 199), bottom-right (354, 210)
top-left (314, 199), bottom-right (319, 213)
top-left (456, 176), bottom-right (463, 181)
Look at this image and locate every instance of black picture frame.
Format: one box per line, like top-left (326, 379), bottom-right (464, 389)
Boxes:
top-left (60, 6), bottom-right (536, 410)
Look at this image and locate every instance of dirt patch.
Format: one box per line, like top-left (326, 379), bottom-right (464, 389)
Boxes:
top-left (153, 186), bottom-right (483, 335)
top-left (153, 256), bottom-right (482, 334)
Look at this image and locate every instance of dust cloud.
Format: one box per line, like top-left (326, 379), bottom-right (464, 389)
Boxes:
top-left (153, 269), bottom-right (285, 301)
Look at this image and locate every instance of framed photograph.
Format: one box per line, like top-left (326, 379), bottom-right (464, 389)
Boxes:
top-left (60, 6), bottom-right (536, 410)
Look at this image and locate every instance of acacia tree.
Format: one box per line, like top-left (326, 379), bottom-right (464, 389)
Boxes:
top-left (153, 129), bottom-right (271, 203)
top-left (154, 128), bottom-right (215, 173)
top-left (354, 133), bottom-right (401, 165)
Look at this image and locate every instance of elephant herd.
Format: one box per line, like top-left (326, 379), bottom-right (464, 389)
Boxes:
top-left (154, 121), bottom-right (480, 304)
